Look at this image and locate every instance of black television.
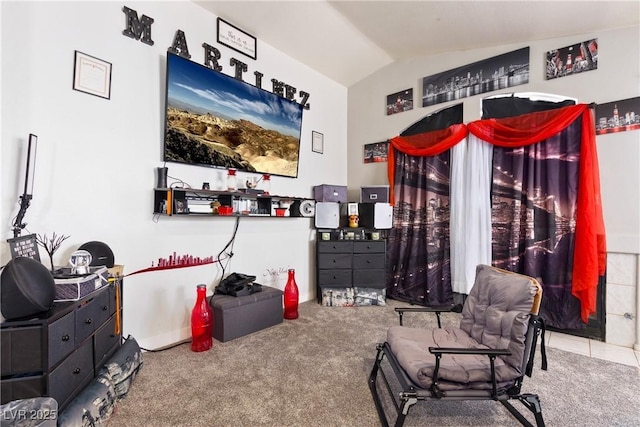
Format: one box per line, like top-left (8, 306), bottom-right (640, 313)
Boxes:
top-left (163, 52), bottom-right (304, 178)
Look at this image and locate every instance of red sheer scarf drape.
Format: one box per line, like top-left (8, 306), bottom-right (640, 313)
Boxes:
top-left (468, 104), bottom-right (606, 322)
top-left (387, 123), bottom-right (467, 205)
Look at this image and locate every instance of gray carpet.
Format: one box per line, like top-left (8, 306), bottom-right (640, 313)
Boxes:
top-left (108, 299), bottom-right (640, 427)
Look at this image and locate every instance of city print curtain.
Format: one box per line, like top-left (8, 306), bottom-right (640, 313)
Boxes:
top-left (386, 103), bottom-right (606, 327)
top-left (468, 105), bottom-right (606, 326)
top-left (386, 105), bottom-right (465, 305)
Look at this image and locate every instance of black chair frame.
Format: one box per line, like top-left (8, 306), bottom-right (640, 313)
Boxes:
top-left (368, 305), bottom-right (547, 427)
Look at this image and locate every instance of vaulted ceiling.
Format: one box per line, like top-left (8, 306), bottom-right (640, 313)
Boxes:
top-left (194, 1), bottom-right (639, 87)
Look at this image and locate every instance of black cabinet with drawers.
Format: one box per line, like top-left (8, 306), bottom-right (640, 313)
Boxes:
top-left (0, 280), bottom-right (122, 410)
top-left (316, 236), bottom-right (386, 306)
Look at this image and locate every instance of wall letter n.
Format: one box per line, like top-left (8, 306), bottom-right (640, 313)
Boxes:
top-left (122, 6), bottom-right (155, 46)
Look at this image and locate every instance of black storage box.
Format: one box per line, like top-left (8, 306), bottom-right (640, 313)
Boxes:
top-left (1, 257), bottom-right (55, 320)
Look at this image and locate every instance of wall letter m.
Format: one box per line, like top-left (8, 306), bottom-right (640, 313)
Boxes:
top-left (122, 6), bottom-right (154, 46)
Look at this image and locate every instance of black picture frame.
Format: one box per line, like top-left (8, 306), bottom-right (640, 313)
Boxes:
top-left (72, 50), bottom-right (112, 99)
top-left (217, 18), bottom-right (257, 60)
top-left (312, 131), bottom-right (324, 154)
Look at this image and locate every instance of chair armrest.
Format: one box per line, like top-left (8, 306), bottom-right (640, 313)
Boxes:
top-left (428, 347), bottom-right (511, 357)
top-left (395, 304), bottom-right (462, 327)
top-left (428, 346), bottom-right (511, 398)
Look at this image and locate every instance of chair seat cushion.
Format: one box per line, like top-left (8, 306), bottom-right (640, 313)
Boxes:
top-left (387, 325), bottom-right (521, 391)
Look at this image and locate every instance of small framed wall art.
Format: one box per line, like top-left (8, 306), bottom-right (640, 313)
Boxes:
top-left (72, 51), bottom-right (112, 99)
top-left (386, 88), bottom-right (413, 115)
top-left (312, 131), bottom-right (324, 154)
top-left (217, 18), bottom-right (257, 60)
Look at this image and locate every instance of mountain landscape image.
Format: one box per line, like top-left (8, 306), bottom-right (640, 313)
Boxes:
top-left (163, 53), bottom-right (304, 178)
top-left (165, 106), bottom-right (300, 177)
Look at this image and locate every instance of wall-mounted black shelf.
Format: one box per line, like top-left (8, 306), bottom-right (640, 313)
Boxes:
top-left (153, 188), bottom-right (313, 218)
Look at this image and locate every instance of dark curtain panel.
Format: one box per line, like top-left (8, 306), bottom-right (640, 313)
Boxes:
top-left (482, 96), bottom-right (575, 119)
top-left (386, 104), bottom-right (462, 305)
top-left (387, 150), bottom-right (452, 305)
top-left (491, 119), bottom-right (584, 329)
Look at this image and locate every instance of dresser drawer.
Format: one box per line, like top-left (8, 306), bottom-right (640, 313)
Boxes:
top-left (353, 269), bottom-right (386, 287)
top-left (75, 289), bottom-right (110, 345)
top-left (49, 339), bottom-right (93, 409)
top-left (318, 241), bottom-right (353, 253)
top-left (353, 241), bottom-right (385, 254)
top-left (48, 311), bottom-right (75, 369)
top-left (318, 253), bottom-right (352, 269)
top-left (353, 253), bottom-right (386, 269)
top-left (1, 326), bottom-right (44, 376)
top-left (94, 315), bottom-right (120, 367)
top-left (318, 269), bottom-right (352, 286)
top-left (1, 374), bottom-right (45, 404)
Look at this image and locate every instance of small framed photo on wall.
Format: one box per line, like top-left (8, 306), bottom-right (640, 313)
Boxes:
top-left (386, 89), bottom-right (413, 115)
top-left (312, 131), bottom-right (324, 154)
top-left (364, 141), bottom-right (389, 163)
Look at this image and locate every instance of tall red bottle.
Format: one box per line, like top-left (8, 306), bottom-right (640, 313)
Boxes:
top-left (191, 284), bottom-right (213, 352)
top-left (283, 269), bottom-right (299, 319)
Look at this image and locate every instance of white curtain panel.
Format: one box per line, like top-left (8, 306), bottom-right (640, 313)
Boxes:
top-left (450, 134), bottom-right (493, 294)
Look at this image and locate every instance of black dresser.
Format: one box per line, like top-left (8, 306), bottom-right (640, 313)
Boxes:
top-left (316, 237), bottom-right (386, 306)
top-left (1, 280), bottom-right (122, 410)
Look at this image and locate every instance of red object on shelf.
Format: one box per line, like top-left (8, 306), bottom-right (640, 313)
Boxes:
top-left (283, 269), bottom-right (299, 319)
top-left (218, 205), bottom-right (233, 215)
top-left (191, 284), bottom-right (213, 352)
top-left (274, 208), bottom-right (287, 217)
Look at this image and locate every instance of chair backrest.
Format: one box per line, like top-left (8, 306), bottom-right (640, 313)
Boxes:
top-left (459, 265), bottom-right (542, 374)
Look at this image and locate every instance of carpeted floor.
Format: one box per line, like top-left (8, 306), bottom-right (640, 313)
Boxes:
top-left (107, 299), bottom-right (640, 427)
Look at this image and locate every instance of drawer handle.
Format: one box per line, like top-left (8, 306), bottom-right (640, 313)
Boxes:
top-left (102, 305), bottom-right (108, 311)
top-left (73, 368), bottom-right (81, 375)
top-left (61, 334), bottom-right (70, 342)
top-left (85, 318), bottom-right (93, 325)
top-left (367, 260), bottom-right (371, 263)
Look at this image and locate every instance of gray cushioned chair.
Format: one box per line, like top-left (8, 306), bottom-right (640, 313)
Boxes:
top-left (369, 264), bottom-right (547, 427)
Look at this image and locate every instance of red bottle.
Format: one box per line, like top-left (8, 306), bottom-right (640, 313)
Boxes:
top-left (191, 284), bottom-right (213, 352)
top-left (283, 269), bottom-right (299, 319)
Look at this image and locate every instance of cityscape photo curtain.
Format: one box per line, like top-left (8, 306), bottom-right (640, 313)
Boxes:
top-left (384, 103), bottom-right (605, 326)
top-left (468, 104), bottom-right (606, 324)
top-left (386, 105), bottom-right (465, 305)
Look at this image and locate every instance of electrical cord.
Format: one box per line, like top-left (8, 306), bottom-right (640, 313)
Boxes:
top-left (138, 337), bottom-right (191, 353)
top-left (209, 216), bottom-right (240, 306)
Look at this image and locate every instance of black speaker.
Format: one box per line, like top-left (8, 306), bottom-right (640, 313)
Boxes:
top-left (156, 167), bottom-right (168, 188)
top-left (1, 257), bottom-right (55, 320)
top-left (78, 241), bottom-right (115, 268)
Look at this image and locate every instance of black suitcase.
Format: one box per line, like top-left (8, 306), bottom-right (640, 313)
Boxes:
top-left (1, 257), bottom-right (55, 320)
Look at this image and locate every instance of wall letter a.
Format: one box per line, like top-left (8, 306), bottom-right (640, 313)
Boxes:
top-left (168, 30), bottom-right (191, 59)
top-left (122, 6), bottom-right (154, 46)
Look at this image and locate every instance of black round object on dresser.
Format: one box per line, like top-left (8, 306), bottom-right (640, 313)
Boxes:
top-left (1, 257), bottom-right (56, 320)
top-left (78, 241), bottom-right (114, 268)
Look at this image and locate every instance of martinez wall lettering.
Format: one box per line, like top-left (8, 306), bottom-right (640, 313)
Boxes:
top-left (121, 5), bottom-right (311, 109)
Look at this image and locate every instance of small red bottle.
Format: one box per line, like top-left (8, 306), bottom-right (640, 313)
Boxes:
top-left (283, 269), bottom-right (299, 319)
top-left (191, 284), bottom-right (213, 352)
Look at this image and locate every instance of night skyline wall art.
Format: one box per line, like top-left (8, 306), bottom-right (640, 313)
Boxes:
top-left (546, 38), bottom-right (598, 80)
top-left (595, 96), bottom-right (640, 135)
top-left (422, 47), bottom-right (529, 108)
top-left (386, 88), bottom-right (414, 115)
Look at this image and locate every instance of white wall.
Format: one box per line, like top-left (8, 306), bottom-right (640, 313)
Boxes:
top-left (0, 1), bottom-right (348, 349)
top-left (347, 25), bottom-right (640, 346)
